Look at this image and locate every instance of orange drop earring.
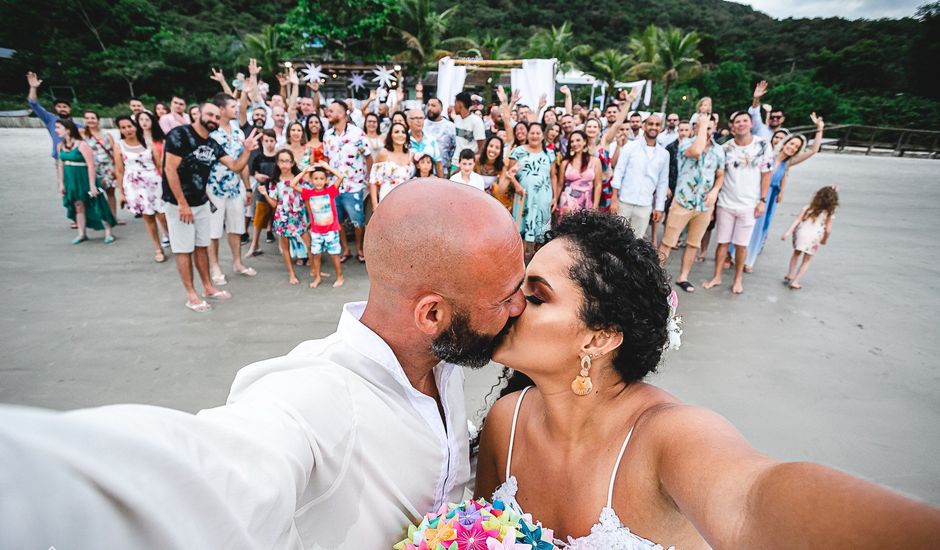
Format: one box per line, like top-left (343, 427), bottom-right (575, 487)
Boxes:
top-left (571, 354), bottom-right (594, 396)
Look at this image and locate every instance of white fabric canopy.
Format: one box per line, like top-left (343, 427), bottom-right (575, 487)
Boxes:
top-left (436, 57), bottom-right (467, 113)
top-left (511, 59), bottom-right (557, 109)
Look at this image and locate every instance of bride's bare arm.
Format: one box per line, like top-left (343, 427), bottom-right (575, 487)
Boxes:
top-left (473, 392), bottom-right (520, 499)
top-left (649, 405), bottom-right (940, 549)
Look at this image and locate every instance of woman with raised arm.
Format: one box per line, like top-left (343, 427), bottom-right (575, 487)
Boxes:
top-left (744, 113), bottom-right (825, 271)
top-left (475, 209), bottom-right (940, 549)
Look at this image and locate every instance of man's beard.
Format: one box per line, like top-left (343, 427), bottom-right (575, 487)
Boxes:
top-left (430, 309), bottom-right (515, 369)
top-left (201, 119), bottom-right (219, 132)
top-left (427, 111), bottom-right (441, 121)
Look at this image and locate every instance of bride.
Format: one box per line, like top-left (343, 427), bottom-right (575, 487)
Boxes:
top-left (474, 210), bottom-right (939, 549)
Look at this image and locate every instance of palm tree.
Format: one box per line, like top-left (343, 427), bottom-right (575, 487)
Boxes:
top-left (243, 25), bottom-right (286, 80)
top-left (628, 25), bottom-right (702, 112)
top-left (394, 0), bottom-right (478, 77)
top-left (523, 22), bottom-right (591, 73)
top-left (589, 49), bottom-right (634, 94)
top-left (478, 34), bottom-right (514, 60)
top-left (654, 27), bottom-right (703, 112)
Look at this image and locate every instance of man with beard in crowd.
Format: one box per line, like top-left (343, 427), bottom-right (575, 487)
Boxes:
top-left (423, 97), bottom-right (456, 174)
top-left (0, 180), bottom-right (527, 550)
top-left (610, 114), bottom-right (670, 241)
top-left (26, 71), bottom-right (80, 163)
top-left (161, 102), bottom-right (258, 312)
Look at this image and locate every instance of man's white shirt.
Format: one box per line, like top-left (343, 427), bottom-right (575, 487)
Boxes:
top-left (610, 139), bottom-right (670, 210)
top-left (0, 302), bottom-right (470, 549)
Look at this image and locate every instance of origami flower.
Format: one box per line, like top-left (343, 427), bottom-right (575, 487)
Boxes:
top-left (454, 520), bottom-right (500, 550)
top-left (372, 65), bottom-right (396, 88)
top-left (349, 72), bottom-right (366, 91)
top-left (456, 506), bottom-right (482, 527)
top-left (485, 528), bottom-right (529, 550)
top-left (424, 520), bottom-right (457, 549)
top-left (516, 521), bottom-right (554, 550)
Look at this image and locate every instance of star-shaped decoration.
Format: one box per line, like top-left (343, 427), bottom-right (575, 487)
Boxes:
top-left (371, 65), bottom-right (396, 88)
top-left (348, 72), bottom-right (366, 91)
top-left (301, 63), bottom-right (325, 83)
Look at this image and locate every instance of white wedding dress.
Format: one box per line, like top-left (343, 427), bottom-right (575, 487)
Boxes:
top-left (491, 386), bottom-right (675, 550)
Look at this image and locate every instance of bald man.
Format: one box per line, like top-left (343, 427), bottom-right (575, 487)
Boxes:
top-left (0, 180), bottom-right (527, 549)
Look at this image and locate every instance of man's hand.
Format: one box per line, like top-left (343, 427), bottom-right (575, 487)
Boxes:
top-left (210, 68), bottom-right (226, 84)
top-left (307, 80), bottom-right (320, 92)
top-left (248, 58), bottom-right (261, 77)
top-left (243, 128), bottom-right (260, 152)
top-left (26, 72), bottom-right (42, 89)
top-left (510, 89), bottom-right (521, 105)
top-left (653, 210), bottom-right (664, 223)
top-left (754, 201), bottom-right (766, 218)
top-left (179, 203), bottom-right (194, 224)
top-left (255, 173), bottom-right (269, 183)
top-left (275, 72), bottom-right (287, 88)
top-left (753, 80), bottom-right (768, 100)
top-left (705, 191), bottom-right (718, 208)
top-left (609, 200), bottom-right (619, 215)
top-left (496, 85), bottom-right (507, 105)
top-left (559, 85), bottom-right (571, 96)
top-left (287, 67), bottom-right (299, 87)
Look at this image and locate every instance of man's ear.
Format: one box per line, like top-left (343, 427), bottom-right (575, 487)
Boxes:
top-left (414, 294), bottom-right (451, 337)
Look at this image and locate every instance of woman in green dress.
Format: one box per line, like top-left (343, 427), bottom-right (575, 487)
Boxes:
top-left (55, 119), bottom-right (116, 244)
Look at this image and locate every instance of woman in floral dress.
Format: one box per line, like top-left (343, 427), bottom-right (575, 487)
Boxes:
top-left (267, 149), bottom-right (311, 284)
top-left (82, 111), bottom-right (120, 223)
top-left (113, 115), bottom-right (167, 262)
top-left (509, 123), bottom-right (556, 261)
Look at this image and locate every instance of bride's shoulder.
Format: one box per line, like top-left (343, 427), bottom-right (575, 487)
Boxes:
top-left (482, 388), bottom-right (531, 433)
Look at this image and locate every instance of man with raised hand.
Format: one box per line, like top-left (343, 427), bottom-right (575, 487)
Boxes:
top-left (161, 102), bottom-right (258, 312)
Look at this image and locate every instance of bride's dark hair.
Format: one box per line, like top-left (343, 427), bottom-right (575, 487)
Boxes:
top-left (472, 210), bottom-right (670, 455)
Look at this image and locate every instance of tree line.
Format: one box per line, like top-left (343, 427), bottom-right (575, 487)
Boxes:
top-left (1, 0), bottom-right (938, 129)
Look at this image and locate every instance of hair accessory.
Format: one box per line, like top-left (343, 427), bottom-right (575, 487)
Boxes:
top-left (665, 289), bottom-right (683, 351)
top-left (571, 354), bottom-right (594, 396)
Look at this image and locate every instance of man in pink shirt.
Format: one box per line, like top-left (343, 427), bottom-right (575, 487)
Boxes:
top-left (159, 95), bottom-right (191, 134)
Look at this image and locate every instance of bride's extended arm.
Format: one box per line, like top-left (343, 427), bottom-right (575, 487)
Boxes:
top-left (473, 392), bottom-right (519, 499)
top-left (649, 405), bottom-right (940, 549)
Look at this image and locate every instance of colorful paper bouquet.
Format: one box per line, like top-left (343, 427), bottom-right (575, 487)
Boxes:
top-left (394, 497), bottom-right (556, 550)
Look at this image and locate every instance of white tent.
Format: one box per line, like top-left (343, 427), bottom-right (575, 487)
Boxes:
top-left (556, 69), bottom-right (651, 110)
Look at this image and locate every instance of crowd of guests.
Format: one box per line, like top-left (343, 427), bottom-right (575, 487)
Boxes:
top-left (28, 62), bottom-right (837, 312)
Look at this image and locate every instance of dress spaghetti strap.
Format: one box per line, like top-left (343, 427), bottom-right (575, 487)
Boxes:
top-left (504, 386), bottom-right (533, 482)
top-left (606, 427), bottom-right (635, 508)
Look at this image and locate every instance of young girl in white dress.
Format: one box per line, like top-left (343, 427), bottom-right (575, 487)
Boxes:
top-left (781, 185), bottom-right (838, 289)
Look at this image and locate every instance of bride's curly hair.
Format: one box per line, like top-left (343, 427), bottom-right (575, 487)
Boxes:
top-left (471, 210), bottom-right (671, 455)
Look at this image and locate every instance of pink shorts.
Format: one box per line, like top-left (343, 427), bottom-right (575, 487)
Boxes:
top-left (715, 206), bottom-right (756, 247)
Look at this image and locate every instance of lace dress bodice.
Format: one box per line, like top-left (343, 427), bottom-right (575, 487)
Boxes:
top-left (491, 386), bottom-right (675, 550)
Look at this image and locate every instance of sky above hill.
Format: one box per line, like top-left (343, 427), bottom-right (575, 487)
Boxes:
top-left (737, 0), bottom-right (924, 19)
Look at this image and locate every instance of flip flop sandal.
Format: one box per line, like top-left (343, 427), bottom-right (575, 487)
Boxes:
top-left (211, 274), bottom-right (228, 286)
top-left (675, 281), bottom-right (695, 293)
top-left (789, 283), bottom-right (802, 290)
top-left (235, 266), bottom-right (257, 277)
top-left (357, 254), bottom-right (366, 263)
top-left (205, 290), bottom-right (232, 300)
top-left (154, 251), bottom-right (167, 263)
top-left (185, 300), bottom-right (212, 313)
top-left (71, 235), bottom-right (88, 245)
top-left (339, 254), bottom-right (350, 263)
top-left (103, 236), bottom-right (115, 244)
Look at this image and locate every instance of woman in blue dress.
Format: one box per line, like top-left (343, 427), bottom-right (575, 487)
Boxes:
top-left (744, 113), bottom-right (825, 271)
top-left (509, 123), bottom-right (557, 261)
